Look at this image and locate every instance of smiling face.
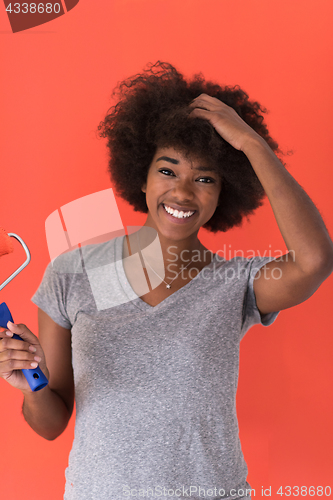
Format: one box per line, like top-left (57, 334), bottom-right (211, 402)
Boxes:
top-left (141, 146), bottom-right (222, 246)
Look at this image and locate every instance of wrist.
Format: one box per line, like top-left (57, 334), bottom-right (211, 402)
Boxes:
top-left (240, 134), bottom-right (269, 156)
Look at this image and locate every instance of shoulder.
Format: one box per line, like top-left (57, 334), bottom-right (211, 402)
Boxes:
top-left (51, 237), bottom-right (118, 276)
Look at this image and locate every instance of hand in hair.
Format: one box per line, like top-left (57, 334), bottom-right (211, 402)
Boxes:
top-left (189, 93), bottom-right (262, 153)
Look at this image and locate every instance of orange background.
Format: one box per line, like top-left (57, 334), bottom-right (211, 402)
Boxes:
top-left (1, 1), bottom-right (333, 498)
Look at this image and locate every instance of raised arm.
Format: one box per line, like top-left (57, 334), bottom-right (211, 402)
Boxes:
top-left (189, 94), bottom-right (333, 314)
top-left (239, 137), bottom-right (333, 314)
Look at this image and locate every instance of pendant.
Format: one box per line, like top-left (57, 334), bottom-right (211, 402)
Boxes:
top-left (166, 284), bottom-right (171, 289)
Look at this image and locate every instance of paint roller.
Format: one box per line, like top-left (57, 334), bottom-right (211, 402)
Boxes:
top-left (0, 227), bottom-right (48, 391)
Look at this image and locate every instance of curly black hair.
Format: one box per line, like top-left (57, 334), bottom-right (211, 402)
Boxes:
top-left (97, 61), bottom-right (286, 233)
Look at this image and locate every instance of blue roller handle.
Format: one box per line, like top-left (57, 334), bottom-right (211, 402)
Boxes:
top-left (0, 302), bottom-right (48, 391)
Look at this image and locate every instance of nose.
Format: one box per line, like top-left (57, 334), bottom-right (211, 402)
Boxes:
top-left (171, 178), bottom-right (195, 202)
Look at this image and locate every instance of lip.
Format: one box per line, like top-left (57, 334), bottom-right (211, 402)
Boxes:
top-left (161, 203), bottom-right (198, 224)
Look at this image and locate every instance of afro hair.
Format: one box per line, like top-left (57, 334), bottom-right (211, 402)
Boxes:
top-left (97, 61), bottom-right (286, 233)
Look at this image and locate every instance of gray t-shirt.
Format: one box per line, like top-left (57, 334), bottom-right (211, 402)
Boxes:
top-left (31, 235), bottom-right (279, 500)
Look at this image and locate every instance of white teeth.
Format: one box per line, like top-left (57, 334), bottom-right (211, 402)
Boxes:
top-left (163, 204), bottom-right (195, 219)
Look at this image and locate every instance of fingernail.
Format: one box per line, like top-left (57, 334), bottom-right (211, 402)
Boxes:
top-left (7, 321), bottom-right (16, 327)
top-left (31, 362), bottom-right (38, 368)
top-left (5, 330), bottom-right (13, 337)
top-left (29, 346), bottom-right (37, 352)
top-left (34, 356), bottom-right (41, 362)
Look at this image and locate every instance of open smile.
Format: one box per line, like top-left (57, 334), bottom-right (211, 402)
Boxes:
top-left (161, 203), bottom-right (198, 224)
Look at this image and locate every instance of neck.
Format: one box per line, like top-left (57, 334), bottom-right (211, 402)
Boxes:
top-left (127, 226), bottom-right (212, 270)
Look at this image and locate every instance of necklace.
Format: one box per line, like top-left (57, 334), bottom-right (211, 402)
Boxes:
top-left (135, 232), bottom-right (195, 289)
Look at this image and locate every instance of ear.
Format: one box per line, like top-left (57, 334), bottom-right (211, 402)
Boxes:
top-left (141, 183), bottom-right (146, 194)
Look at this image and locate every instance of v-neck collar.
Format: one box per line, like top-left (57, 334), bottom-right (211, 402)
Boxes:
top-left (114, 235), bottom-right (219, 313)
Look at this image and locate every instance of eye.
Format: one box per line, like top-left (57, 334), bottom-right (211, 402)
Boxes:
top-left (197, 177), bottom-right (215, 183)
top-left (158, 168), bottom-right (175, 176)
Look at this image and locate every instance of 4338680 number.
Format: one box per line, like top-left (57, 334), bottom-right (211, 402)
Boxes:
top-left (6, 3), bottom-right (61, 14)
top-left (277, 486), bottom-right (332, 496)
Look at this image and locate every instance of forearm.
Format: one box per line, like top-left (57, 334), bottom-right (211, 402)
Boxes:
top-left (243, 136), bottom-right (333, 273)
top-left (22, 386), bottom-right (71, 440)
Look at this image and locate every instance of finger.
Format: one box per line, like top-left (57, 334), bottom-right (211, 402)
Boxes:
top-left (189, 108), bottom-right (212, 119)
top-left (0, 348), bottom-right (41, 365)
top-left (190, 101), bottom-right (221, 114)
top-left (191, 94), bottom-right (222, 105)
top-left (0, 336), bottom-right (35, 354)
top-left (190, 97), bottom-right (230, 113)
top-left (0, 357), bottom-right (40, 373)
top-left (189, 99), bottom-right (212, 110)
top-left (192, 93), bottom-right (211, 101)
top-left (0, 329), bottom-right (14, 338)
top-left (6, 322), bottom-right (39, 345)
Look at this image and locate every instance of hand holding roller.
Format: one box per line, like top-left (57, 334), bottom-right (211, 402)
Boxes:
top-left (0, 227), bottom-right (49, 391)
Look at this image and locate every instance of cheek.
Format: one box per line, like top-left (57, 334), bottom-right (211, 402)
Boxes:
top-left (146, 178), bottom-right (170, 198)
top-left (205, 188), bottom-right (220, 204)
top-left (205, 192), bottom-right (220, 215)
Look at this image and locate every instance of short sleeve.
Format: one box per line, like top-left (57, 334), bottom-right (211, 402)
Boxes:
top-left (31, 262), bottom-right (72, 329)
top-left (241, 256), bottom-right (280, 337)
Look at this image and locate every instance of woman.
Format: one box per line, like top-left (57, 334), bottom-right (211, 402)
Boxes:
top-left (1, 62), bottom-right (333, 500)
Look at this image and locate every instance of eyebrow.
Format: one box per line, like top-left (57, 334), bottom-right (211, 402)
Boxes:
top-left (156, 156), bottom-right (218, 172)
